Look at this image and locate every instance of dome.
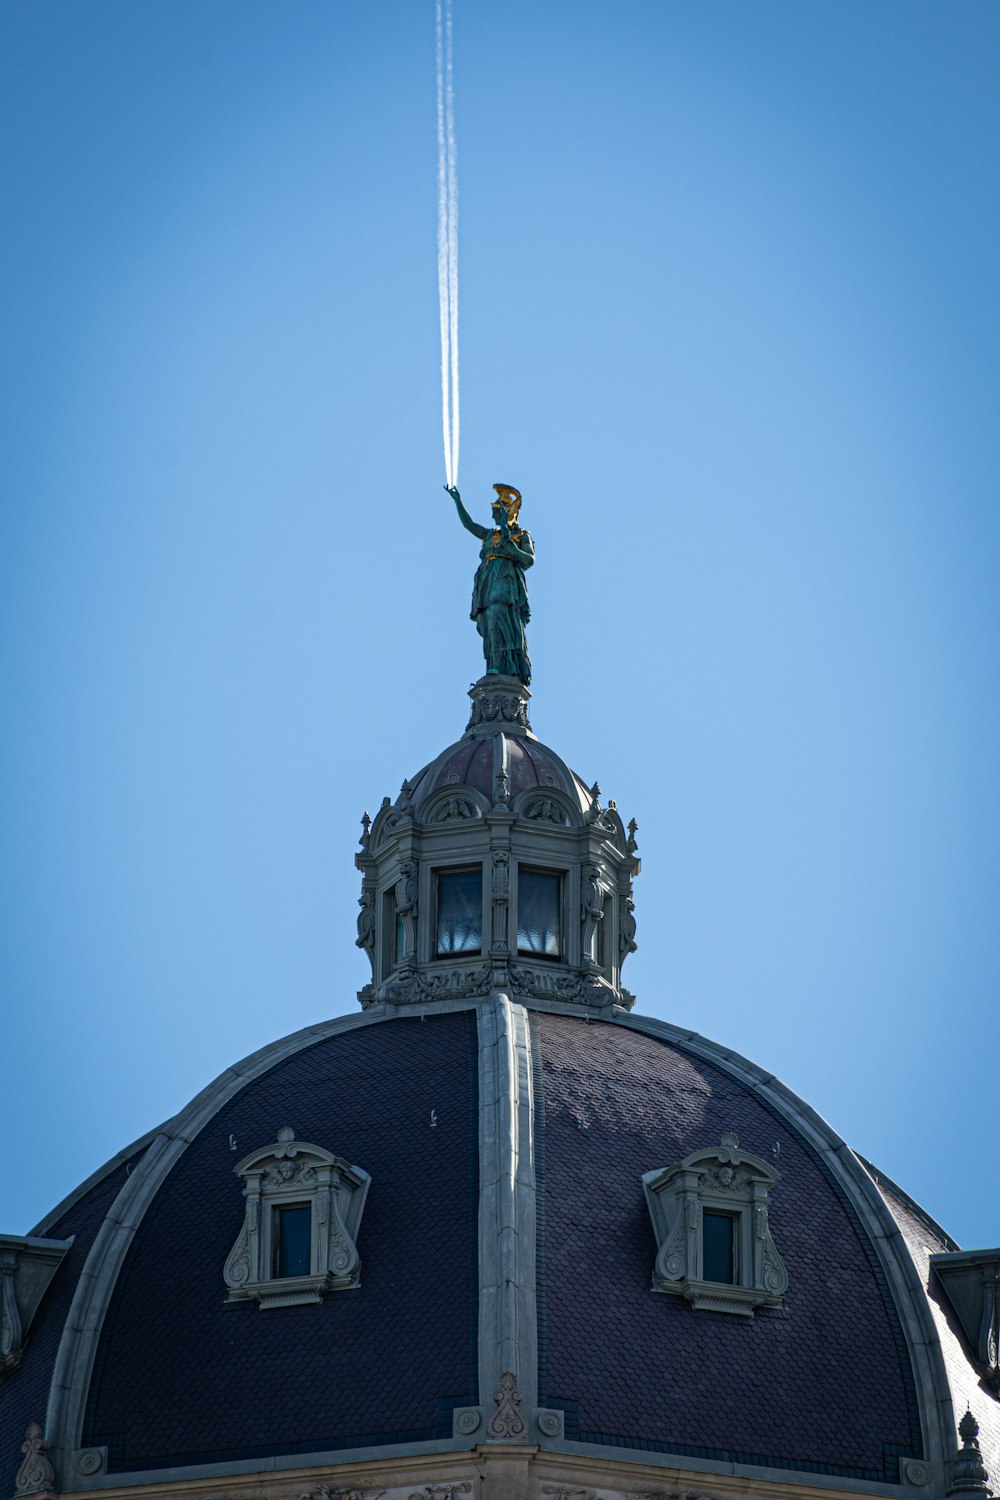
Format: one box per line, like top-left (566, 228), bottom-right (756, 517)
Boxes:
top-left (402, 678), bottom-right (592, 820)
top-left (1, 677), bottom-right (997, 1500)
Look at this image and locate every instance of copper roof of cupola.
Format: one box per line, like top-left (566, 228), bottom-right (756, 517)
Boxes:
top-left (404, 684), bottom-right (593, 816)
top-left (404, 679), bottom-right (593, 819)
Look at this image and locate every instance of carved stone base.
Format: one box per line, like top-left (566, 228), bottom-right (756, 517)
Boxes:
top-left (466, 676), bottom-right (533, 739)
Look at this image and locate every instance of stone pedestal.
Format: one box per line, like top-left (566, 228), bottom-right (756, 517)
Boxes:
top-left (466, 676), bottom-right (533, 739)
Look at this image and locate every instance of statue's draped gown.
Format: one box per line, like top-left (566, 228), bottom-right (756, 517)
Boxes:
top-left (471, 526), bottom-right (533, 683)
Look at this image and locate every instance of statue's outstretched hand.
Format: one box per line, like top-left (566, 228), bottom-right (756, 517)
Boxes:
top-left (445, 485), bottom-right (461, 503)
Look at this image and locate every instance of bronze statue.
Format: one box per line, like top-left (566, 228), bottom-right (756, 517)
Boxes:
top-left (446, 483), bottom-right (534, 684)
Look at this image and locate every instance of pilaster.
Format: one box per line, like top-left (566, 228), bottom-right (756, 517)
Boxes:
top-left (475, 994), bottom-right (538, 1438)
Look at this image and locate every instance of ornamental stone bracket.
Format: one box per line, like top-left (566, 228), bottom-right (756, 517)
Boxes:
top-left (931, 1249), bottom-right (1000, 1395)
top-left (643, 1133), bottom-right (788, 1316)
top-left (223, 1127), bottom-right (371, 1309)
top-left (0, 1236), bottom-right (73, 1378)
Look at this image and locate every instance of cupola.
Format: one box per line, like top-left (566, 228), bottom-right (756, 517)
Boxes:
top-left (354, 673), bottom-right (640, 1014)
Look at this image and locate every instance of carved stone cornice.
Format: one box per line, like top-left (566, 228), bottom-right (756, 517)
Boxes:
top-left (508, 962), bottom-right (624, 1012)
top-left (376, 962), bottom-right (490, 1007)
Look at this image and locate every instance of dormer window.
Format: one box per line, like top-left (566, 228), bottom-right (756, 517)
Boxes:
top-left (643, 1133), bottom-right (788, 1317)
top-left (517, 869), bottom-right (561, 959)
top-left (224, 1127), bottom-right (371, 1309)
top-left (436, 868), bottom-right (483, 955)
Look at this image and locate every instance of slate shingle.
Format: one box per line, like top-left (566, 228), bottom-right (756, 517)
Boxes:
top-left (83, 1012), bottom-right (479, 1472)
top-left (533, 1012), bottom-right (920, 1480)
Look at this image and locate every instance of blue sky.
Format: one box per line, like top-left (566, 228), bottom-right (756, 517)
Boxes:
top-left (2, 0), bottom-right (998, 1244)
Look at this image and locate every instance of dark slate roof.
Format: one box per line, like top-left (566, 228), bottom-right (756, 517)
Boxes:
top-left (532, 1011), bottom-right (921, 1482)
top-left (5, 999), bottom-right (993, 1487)
top-left (83, 1012), bottom-right (479, 1471)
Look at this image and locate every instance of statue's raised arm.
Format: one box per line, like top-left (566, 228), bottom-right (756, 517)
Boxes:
top-left (446, 486), bottom-right (489, 541)
top-left (445, 482), bottom-right (534, 685)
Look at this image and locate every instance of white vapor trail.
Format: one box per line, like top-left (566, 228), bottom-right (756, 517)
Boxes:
top-left (436, 0), bottom-right (459, 488)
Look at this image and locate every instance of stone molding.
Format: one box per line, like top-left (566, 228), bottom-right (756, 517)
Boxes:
top-left (477, 996), bottom-right (538, 1427)
top-left (23, 1442), bottom-right (947, 1500)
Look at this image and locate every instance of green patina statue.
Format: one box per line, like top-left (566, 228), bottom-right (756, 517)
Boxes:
top-left (447, 483), bottom-right (535, 685)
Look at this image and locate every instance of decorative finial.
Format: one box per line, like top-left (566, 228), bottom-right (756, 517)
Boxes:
top-left (359, 811), bottom-right (372, 850)
top-left (948, 1409), bottom-right (992, 1495)
top-left (494, 765), bottom-right (510, 804)
top-left (626, 817), bottom-right (639, 854)
top-left (15, 1425), bottom-right (55, 1496)
top-left (487, 1370), bottom-right (526, 1439)
top-left (398, 780), bottom-right (415, 816)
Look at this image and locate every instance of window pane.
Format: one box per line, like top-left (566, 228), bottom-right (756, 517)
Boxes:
top-left (517, 870), bottom-right (561, 958)
top-left (702, 1211), bottom-right (736, 1284)
top-left (437, 869), bottom-right (482, 955)
top-left (395, 911), bottom-right (405, 963)
top-left (274, 1203), bottom-right (311, 1278)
